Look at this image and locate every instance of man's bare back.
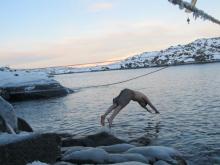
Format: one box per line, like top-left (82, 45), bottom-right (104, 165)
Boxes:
top-left (101, 88), bottom-right (159, 127)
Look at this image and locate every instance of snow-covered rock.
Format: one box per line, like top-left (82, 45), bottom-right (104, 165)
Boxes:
top-left (0, 69), bottom-right (55, 88)
top-left (53, 161), bottom-right (76, 165)
top-left (0, 96), bottom-right (33, 133)
top-left (108, 153), bottom-right (149, 164)
top-left (109, 161), bottom-right (149, 165)
top-left (0, 132), bottom-right (35, 145)
top-left (26, 161), bottom-right (49, 165)
top-left (62, 132), bottom-right (126, 147)
top-left (0, 133), bottom-right (61, 165)
top-left (126, 146), bottom-right (183, 164)
top-left (98, 143), bottom-right (135, 153)
top-left (61, 141), bottom-right (186, 165)
top-left (0, 96), bottom-right (17, 133)
top-left (62, 148), bottom-right (109, 164)
top-left (62, 147), bottom-right (149, 164)
top-left (63, 146), bottom-right (93, 157)
top-left (0, 67), bottom-right (71, 101)
top-left (154, 160), bottom-right (171, 165)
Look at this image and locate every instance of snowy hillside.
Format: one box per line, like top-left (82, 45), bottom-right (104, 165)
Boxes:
top-left (33, 37), bottom-right (220, 74)
top-left (119, 37), bottom-right (220, 69)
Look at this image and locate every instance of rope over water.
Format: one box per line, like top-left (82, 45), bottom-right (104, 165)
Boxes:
top-left (75, 66), bottom-right (169, 90)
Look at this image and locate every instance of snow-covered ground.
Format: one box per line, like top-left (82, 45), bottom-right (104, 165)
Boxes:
top-left (34, 37), bottom-right (220, 75)
top-left (0, 132), bottom-right (36, 146)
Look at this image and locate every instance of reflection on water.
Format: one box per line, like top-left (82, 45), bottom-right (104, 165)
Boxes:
top-left (13, 63), bottom-right (220, 165)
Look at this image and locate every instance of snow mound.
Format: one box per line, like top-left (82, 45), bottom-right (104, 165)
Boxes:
top-left (26, 161), bottom-right (48, 165)
top-left (0, 132), bottom-right (36, 146)
top-left (62, 148), bottom-right (109, 164)
top-left (154, 160), bottom-right (171, 165)
top-left (108, 153), bottom-right (149, 163)
top-left (63, 146), bottom-right (93, 157)
top-left (126, 146), bottom-right (182, 163)
top-left (109, 161), bottom-right (149, 165)
top-left (98, 143), bottom-right (135, 153)
top-left (0, 96), bottom-right (17, 131)
top-left (0, 69), bottom-right (56, 88)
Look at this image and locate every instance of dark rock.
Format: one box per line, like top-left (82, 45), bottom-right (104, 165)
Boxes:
top-left (2, 83), bottom-right (72, 102)
top-left (0, 96), bottom-right (33, 134)
top-left (129, 136), bottom-right (151, 146)
top-left (62, 132), bottom-right (126, 147)
top-left (0, 133), bottom-right (61, 165)
top-left (0, 115), bottom-right (7, 133)
top-left (17, 117), bottom-right (33, 132)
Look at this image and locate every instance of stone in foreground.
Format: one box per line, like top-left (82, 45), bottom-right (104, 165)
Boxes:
top-left (0, 133), bottom-right (61, 165)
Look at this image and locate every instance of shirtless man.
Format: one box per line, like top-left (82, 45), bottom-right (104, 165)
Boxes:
top-left (101, 88), bottom-right (159, 127)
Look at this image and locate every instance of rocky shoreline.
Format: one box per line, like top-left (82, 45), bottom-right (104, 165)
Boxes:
top-left (0, 131), bottom-right (187, 165)
top-left (0, 94), bottom-right (187, 165)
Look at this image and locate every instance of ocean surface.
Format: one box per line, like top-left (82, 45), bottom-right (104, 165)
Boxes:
top-left (14, 63), bottom-right (220, 165)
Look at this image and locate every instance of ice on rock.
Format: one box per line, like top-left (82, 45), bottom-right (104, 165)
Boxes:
top-left (126, 146), bottom-right (182, 163)
top-left (63, 146), bottom-right (93, 157)
top-left (62, 148), bottom-right (109, 164)
top-left (154, 160), bottom-right (171, 165)
top-left (26, 161), bottom-right (48, 165)
top-left (108, 153), bottom-right (149, 164)
top-left (98, 143), bottom-right (135, 153)
top-left (109, 161), bottom-right (149, 165)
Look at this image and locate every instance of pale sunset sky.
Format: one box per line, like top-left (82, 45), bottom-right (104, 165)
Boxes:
top-left (0, 0), bottom-right (220, 68)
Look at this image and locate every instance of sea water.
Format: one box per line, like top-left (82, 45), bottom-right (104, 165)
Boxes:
top-left (14, 63), bottom-right (220, 165)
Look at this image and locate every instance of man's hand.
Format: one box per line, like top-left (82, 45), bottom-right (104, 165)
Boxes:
top-left (143, 107), bottom-right (153, 113)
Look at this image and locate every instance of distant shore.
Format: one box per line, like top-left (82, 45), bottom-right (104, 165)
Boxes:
top-left (51, 60), bottom-right (220, 75)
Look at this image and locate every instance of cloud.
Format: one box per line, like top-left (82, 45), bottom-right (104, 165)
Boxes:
top-left (89, 2), bottom-right (113, 12)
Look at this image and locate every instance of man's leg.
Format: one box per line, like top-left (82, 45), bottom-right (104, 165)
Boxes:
top-left (101, 104), bottom-right (117, 126)
top-left (107, 105), bottom-right (123, 127)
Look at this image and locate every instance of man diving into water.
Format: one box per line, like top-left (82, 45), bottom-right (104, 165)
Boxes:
top-left (101, 88), bottom-right (160, 127)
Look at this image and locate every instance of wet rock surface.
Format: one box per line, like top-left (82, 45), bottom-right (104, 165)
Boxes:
top-left (0, 132), bottom-right (187, 165)
top-left (0, 133), bottom-right (61, 165)
top-left (62, 132), bottom-right (126, 147)
top-left (1, 83), bottom-right (72, 102)
top-left (59, 132), bottom-right (187, 165)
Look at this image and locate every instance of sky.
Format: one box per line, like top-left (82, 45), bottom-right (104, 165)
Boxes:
top-left (0, 0), bottom-right (220, 69)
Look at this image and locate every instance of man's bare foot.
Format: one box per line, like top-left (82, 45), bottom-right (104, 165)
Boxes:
top-left (107, 118), bottom-right (112, 128)
top-left (101, 115), bottom-right (105, 126)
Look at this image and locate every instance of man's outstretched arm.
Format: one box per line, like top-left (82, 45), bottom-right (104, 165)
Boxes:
top-left (142, 106), bottom-right (153, 113)
top-left (142, 96), bottom-right (160, 114)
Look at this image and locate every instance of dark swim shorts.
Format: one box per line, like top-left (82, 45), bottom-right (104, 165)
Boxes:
top-left (113, 89), bottom-right (134, 107)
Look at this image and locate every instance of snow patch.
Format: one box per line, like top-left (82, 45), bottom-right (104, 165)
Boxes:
top-left (26, 161), bottom-right (49, 165)
top-left (108, 153), bottom-right (149, 164)
top-left (62, 148), bottom-right (109, 164)
top-left (126, 146), bottom-right (182, 163)
top-left (0, 132), bottom-right (36, 146)
top-left (98, 143), bottom-right (135, 153)
top-left (0, 69), bottom-right (56, 88)
top-left (109, 161), bottom-right (148, 165)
